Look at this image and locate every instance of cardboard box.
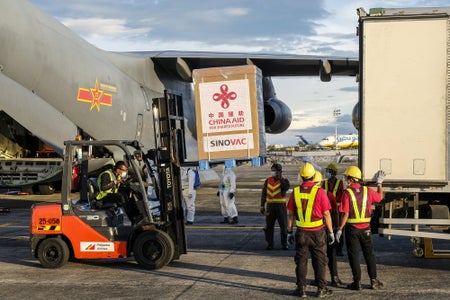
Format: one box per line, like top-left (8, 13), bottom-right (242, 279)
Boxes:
top-left (193, 65), bottom-right (265, 161)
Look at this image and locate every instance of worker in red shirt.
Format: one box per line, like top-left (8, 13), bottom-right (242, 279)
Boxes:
top-left (314, 170), bottom-right (344, 288)
top-left (323, 163), bottom-right (345, 256)
top-left (335, 166), bottom-right (385, 291)
top-left (287, 163), bottom-right (334, 298)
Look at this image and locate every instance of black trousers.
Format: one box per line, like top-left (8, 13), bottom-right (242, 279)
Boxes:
top-left (99, 193), bottom-right (125, 207)
top-left (264, 203), bottom-right (287, 247)
top-left (327, 241), bottom-right (338, 278)
top-left (294, 228), bottom-right (328, 289)
top-left (345, 225), bottom-right (378, 283)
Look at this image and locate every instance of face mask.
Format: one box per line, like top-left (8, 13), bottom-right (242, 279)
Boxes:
top-left (120, 171), bottom-right (128, 179)
top-left (271, 171), bottom-right (277, 177)
top-left (342, 179), bottom-right (349, 189)
top-left (324, 171), bottom-right (331, 179)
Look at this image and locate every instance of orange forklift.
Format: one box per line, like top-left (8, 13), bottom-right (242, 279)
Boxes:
top-left (30, 95), bottom-right (187, 269)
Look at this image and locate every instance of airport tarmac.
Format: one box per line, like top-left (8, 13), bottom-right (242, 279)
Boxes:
top-left (1, 164), bottom-right (449, 299)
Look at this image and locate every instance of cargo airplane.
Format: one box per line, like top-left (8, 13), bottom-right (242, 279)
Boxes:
top-left (0, 0), bottom-right (358, 190)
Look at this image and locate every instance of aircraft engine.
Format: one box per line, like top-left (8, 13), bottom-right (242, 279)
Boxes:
top-left (264, 98), bottom-right (292, 134)
top-left (352, 102), bottom-right (359, 131)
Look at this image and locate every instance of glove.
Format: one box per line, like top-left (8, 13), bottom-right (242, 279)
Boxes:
top-left (260, 206), bottom-right (265, 214)
top-left (287, 231), bottom-right (295, 246)
top-left (188, 193), bottom-right (193, 199)
top-left (374, 170), bottom-right (386, 185)
top-left (216, 191), bottom-right (220, 197)
top-left (335, 229), bottom-right (342, 243)
top-left (328, 231), bottom-right (335, 245)
top-left (229, 193), bottom-right (235, 199)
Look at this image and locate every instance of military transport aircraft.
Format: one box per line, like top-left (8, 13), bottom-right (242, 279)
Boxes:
top-left (0, 0), bottom-right (358, 170)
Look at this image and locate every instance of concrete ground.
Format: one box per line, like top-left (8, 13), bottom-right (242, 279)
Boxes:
top-left (0, 163), bottom-right (449, 299)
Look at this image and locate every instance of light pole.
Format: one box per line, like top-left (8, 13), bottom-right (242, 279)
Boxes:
top-left (333, 108), bottom-right (341, 149)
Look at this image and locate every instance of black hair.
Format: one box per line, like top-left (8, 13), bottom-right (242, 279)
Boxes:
top-left (272, 163), bottom-right (282, 171)
top-left (114, 161), bottom-right (127, 170)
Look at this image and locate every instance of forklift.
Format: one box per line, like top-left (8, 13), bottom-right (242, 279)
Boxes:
top-left (30, 92), bottom-right (187, 269)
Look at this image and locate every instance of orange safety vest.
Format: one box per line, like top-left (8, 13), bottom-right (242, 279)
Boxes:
top-left (346, 187), bottom-right (371, 223)
top-left (265, 176), bottom-right (286, 204)
top-left (293, 185), bottom-right (324, 228)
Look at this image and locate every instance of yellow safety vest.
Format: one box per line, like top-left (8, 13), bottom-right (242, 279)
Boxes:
top-left (324, 179), bottom-right (341, 197)
top-left (294, 185), bottom-right (324, 228)
top-left (346, 187), bottom-right (371, 223)
top-left (266, 177), bottom-right (286, 204)
top-left (96, 169), bottom-right (119, 200)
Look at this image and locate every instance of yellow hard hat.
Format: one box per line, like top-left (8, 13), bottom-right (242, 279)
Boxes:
top-left (299, 162), bottom-right (315, 178)
top-left (344, 166), bottom-right (362, 180)
top-left (313, 171), bottom-right (323, 183)
top-left (326, 163), bottom-right (338, 173)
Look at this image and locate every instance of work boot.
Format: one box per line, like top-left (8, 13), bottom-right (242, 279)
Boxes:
top-left (220, 217), bottom-right (229, 224)
top-left (293, 286), bottom-right (307, 298)
top-left (331, 276), bottom-right (344, 287)
top-left (370, 278), bottom-right (384, 290)
top-left (347, 281), bottom-right (362, 291)
top-left (316, 288), bottom-right (333, 298)
top-left (230, 217), bottom-right (239, 224)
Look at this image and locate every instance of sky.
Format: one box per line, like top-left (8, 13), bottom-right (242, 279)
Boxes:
top-left (30, 0), bottom-right (450, 146)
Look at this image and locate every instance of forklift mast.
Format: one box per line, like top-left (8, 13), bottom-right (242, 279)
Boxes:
top-left (152, 91), bottom-right (187, 259)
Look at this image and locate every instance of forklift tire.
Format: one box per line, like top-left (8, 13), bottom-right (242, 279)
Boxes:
top-left (37, 237), bottom-right (70, 268)
top-left (133, 230), bottom-right (175, 269)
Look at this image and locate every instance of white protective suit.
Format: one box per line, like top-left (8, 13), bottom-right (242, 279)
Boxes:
top-left (181, 167), bottom-right (196, 223)
top-left (218, 167), bottom-right (238, 221)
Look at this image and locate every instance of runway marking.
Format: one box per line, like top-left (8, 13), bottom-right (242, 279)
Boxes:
top-left (185, 225), bottom-right (265, 230)
top-left (0, 221), bottom-right (27, 228)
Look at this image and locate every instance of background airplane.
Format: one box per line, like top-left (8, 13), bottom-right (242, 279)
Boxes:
top-left (318, 133), bottom-right (358, 149)
top-left (295, 135), bottom-right (311, 146)
top-left (0, 0), bottom-right (358, 183)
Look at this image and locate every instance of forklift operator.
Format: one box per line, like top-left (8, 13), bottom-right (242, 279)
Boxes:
top-left (95, 161), bottom-right (128, 208)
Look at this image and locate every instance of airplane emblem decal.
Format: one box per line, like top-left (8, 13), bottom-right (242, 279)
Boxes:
top-left (77, 79), bottom-right (112, 111)
top-left (213, 84), bottom-right (237, 109)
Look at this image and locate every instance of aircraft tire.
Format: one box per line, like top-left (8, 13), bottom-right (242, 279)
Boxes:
top-left (36, 237), bottom-right (70, 268)
top-left (133, 230), bottom-right (174, 270)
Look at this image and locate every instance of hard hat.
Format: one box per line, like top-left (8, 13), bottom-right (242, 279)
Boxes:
top-left (344, 166), bottom-right (362, 180)
top-left (326, 163), bottom-right (338, 173)
top-left (299, 162), bottom-right (315, 178)
top-left (313, 171), bottom-right (323, 183)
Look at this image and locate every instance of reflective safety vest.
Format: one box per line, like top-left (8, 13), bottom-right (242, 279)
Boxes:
top-left (96, 169), bottom-right (119, 200)
top-left (266, 176), bottom-right (286, 204)
top-left (294, 185), bottom-right (324, 228)
top-left (346, 187), bottom-right (371, 223)
top-left (324, 179), bottom-right (341, 197)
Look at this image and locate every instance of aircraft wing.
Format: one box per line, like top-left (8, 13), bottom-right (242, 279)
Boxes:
top-left (128, 50), bottom-right (359, 81)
